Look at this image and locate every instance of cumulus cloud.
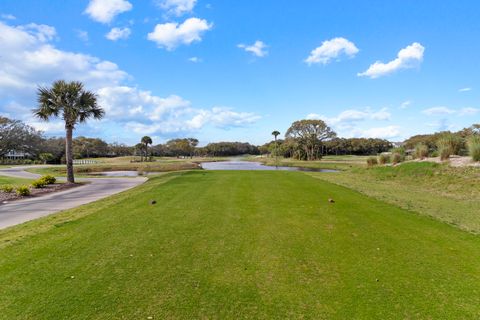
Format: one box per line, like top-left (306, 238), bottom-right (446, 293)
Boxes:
top-left (308, 108), bottom-right (391, 125)
top-left (238, 40), bottom-right (268, 57)
top-left (358, 42), bottom-right (424, 78)
top-left (84, 0), bottom-right (132, 24)
top-left (422, 106), bottom-right (455, 115)
top-left (305, 37), bottom-right (359, 65)
top-left (0, 21), bottom-right (127, 102)
top-left (106, 27), bottom-right (131, 41)
top-left (1, 14), bottom-right (16, 20)
top-left (306, 108), bottom-right (397, 139)
top-left (0, 21), bottom-right (258, 140)
top-left (147, 17), bottom-right (212, 50)
top-left (356, 126), bottom-right (401, 139)
top-left (96, 86), bottom-right (260, 135)
top-left (156, 0), bottom-right (197, 16)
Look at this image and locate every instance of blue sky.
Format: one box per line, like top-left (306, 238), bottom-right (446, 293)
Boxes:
top-left (0, 0), bottom-right (479, 145)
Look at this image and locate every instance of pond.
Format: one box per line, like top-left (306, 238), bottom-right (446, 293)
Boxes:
top-left (200, 161), bottom-right (338, 172)
top-left (91, 162), bottom-right (339, 176)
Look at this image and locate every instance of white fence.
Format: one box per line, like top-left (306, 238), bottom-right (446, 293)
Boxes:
top-left (73, 160), bottom-right (98, 165)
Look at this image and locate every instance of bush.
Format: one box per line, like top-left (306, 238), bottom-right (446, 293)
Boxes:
top-left (16, 185), bottom-right (31, 196)
top-left (392, 153), bottom-right (403, 164)
top-left (390, 146), bottom-right (406, 156)
top-left (31, 179), bottom-right (47, 189)
top-left (378, 154), bottom-right (390, 165)
top-left (414, 143), bottom-right (429, 159)
top-left (436, 133), bottom-right (464, 160)
top-left (468, 135), bottom-right (480, 162)
top-left (367, 157), bottom-right (378, 167)
top-left (40, 175), bottom-right (56, 185)
top-left (0, 185), bottom-right (14, 193)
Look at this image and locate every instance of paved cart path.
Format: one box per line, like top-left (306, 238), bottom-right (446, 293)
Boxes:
top-left (0, 166), bottom-right (146, 229)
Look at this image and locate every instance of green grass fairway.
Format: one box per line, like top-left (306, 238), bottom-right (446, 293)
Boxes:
top-left (0, 171), bottom-right (479, 319)
top-left (0, 175), bottom-right (32, 187)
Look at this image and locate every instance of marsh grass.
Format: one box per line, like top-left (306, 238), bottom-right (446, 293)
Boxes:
top-left (414, 143), bottom-right (429, 159)
top-left (437, 133), bottom-right (464, 160)
top-left (468, 135), bottom-right (480, 161)
top-left (378, 154), bottom-right (390, 165)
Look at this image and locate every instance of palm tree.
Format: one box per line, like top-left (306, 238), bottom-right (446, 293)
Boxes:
top-left (141, 136), bottom-right (152, 161)
top-left (272, 130), bottom-right (280, 164)
top-left (34, 80), bottom-right (104, 183)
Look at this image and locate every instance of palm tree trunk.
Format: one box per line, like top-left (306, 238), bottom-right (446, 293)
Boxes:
top-left (65, 126), bottom-right (75, 183)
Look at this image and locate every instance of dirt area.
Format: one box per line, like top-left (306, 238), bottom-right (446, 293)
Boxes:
top-left (416, 155), bottom-right (480, 167)
top-left (0, 183), bottom-right (82, 204)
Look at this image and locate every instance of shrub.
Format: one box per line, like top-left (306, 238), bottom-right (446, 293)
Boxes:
top-left (40, 175), bottom-right (56, 185)
top-left (367, 157), bottom-right (378, 167)
top-left (392, 153), bottom-right (403, 164)
top-left (390, 146), bottom-right (406, 156)
top-left (1, 185), bottom-right (14, 193)
top-left (468, 135), bottom-right (480, 162)
top-left (378, 154), bottom-right (390, 165)
top-left (31, 179), bottom-right (47, 189)
top-left (16, 185), bottom-right (31, 196)
top-left (414, 143), bottom-right (429, 159)
top-left (436, 133), bottom-right (464, 160)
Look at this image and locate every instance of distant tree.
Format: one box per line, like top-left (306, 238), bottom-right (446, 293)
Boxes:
top-left (141, 136), bottom-right (153, 161)
top-left (165, 138), bottom-right (198, 157)
top-left (285, 120), bottom-right (336, 160)
top-left (271, 130), bottom-right (280, 160)
top-left (34, 80), bottom-right (104, 183)
top-left (135, 143), bottom-right (146, 161)
top-left (74, 137), bottom-right (108, 158)
top-left (38, 152), bottom-right (54, 164)
top-left (0, 117), bottom-right (43, 157)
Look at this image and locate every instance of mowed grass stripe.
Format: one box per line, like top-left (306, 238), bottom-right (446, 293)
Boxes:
top-left (0, 171), bottom-right (479, 319)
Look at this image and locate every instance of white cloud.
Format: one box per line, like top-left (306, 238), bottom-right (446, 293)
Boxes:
top-left (97, 86), bottom-right (260, 135)
top-left (76, 30), bottom-right (89, 43)
top-left (459, 107), bottom-right (479, 116)
top-left (307, 112), bottom-right (399, 139)
top-left (309, 108), bottom-right (391, 125)
top-left (371, 108), bottom-right (391, 120)
top-left (106, 27), bottom-right (131, 41)
top-left (357, 126), bottom-right (401, 139)
top-left (0, 20), bottom-right (258, 140)
top-left (305, 37), bottom-right (359, 65)
top-left (400, 100), bottom-right (411, 109)
top-left (188, 56), bottom-right (201, 63)
top-left (84, 0), bottom-right (132, 24)
top-left (1, 14), bottom-right (16, 20)
top-left (422, 106), bottom-right (455, 115)
top-left (238, 40), bottom-right (268, 57)
top-left (459, 87), bottom-right (472, 92)
top-left (358, 42), bottom-right (424, 78)
top-left (0, 21), bottom-right (127, 101)
top-left (147, 17), bottom-right (212, 50)
top-left (157, 0), bottom-right (197, 16)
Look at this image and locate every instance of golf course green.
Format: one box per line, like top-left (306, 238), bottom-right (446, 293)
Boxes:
top-left (0, 170), bottom-right (479, 319)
